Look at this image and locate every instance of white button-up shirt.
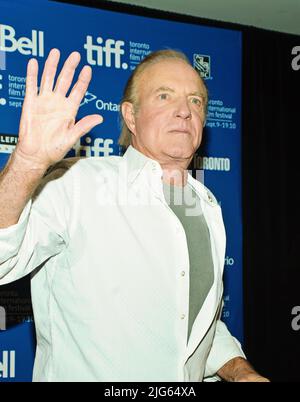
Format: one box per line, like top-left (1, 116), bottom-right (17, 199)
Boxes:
top-left (0, 146), bottom-right (244, 382)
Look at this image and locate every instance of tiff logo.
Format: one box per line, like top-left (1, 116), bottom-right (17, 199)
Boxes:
top-left (0, 351), bottom-right (16, 379)
top-left (291, 46), bottom-right (300, 71)
top-left (84, 35), bottom-right (127, 69)
top-left (0, 306), bottom-right (5, 330)
top-left (72, 136), bottom-right (114, 157)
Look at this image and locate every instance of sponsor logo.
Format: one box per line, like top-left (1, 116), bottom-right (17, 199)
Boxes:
top-left (0, 24), bottom-right (44, 57)
top-left (84, 35), bottom-right (127, 69)
top-left (192, 154), bottom-right (231, 171)
top-left (0, 50), bottom-right (5, 70)
top-left (80, 91), bottom-right (97, 107)
top-left (193, 54), bottom-right (211, 79)
top-left (72, 136), bottom-right (114, 157)
top-left (0, 306), bottom-right (6, 331)
top-left (95, 99), bottom-right (120, 112)
top-left (80, 92), bottom-right (120, 112)
top-left (291, 46), bottom-right (300, 71)
top-left (0, 351), bottom-right (15, 379)
top-left (0, 134), bottom-right (18, 154)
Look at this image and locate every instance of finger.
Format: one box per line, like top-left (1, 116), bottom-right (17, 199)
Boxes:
top-left (39, 48), bottom-right (60, 93)
top-left (25, 58), bottom-right (38, 98)
top-left (69, 115), bottom-right (103, 144)
top-left (54, 51), bottom-right (81, 96)
top-left (68, 65), bottom-right (92, 107)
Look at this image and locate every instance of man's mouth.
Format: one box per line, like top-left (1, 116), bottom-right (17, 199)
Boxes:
top-left (169, 129), bottom-right (190, 134)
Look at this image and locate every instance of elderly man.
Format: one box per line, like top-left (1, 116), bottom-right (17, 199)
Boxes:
top-left (0, 49), bottom-right (268, 382)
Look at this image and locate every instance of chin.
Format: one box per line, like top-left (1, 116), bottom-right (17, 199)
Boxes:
top-left (166, 146), bottom-right (194, 160)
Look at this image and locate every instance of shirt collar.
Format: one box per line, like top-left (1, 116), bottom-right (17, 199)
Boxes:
top-left (122, 145), bottom-right (162, 187)
top-left (122, 145), bottom-right (218, 206)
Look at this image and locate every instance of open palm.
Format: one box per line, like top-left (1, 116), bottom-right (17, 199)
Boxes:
top-left (16, 49), bottom-right (103, 169)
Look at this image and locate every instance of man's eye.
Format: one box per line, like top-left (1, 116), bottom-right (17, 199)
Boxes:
top-left (159, 93), bottom-right (168, 100)
top-left (190, 97), bottom-right (202, 106)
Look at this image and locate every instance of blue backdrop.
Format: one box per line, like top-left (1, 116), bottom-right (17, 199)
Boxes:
top-left (0, 0), bottom-right (242, 381)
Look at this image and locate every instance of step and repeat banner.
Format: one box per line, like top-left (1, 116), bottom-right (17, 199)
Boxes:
top-left (0, 0), bottom-right (242, 381)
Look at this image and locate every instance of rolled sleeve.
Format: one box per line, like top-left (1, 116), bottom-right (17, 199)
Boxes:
top-left (204, 320), bottom-right (246, 381)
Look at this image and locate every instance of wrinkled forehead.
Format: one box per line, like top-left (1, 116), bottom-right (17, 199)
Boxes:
top-left (136, 59), bottom-right (207, 98)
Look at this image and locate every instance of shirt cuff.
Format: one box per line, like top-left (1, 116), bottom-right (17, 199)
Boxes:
top-left (204, 323), bottom-right (246, 381)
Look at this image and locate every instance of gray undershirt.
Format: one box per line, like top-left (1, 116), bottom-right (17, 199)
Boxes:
top-left (163, 182), bottom-right (214, 342)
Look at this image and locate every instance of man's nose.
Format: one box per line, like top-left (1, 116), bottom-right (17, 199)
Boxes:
top-left (174, 98), bottom-right (192, 119)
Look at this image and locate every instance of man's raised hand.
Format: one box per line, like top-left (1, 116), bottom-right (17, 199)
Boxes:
top-left (15, 48), bottom-right (103, 170)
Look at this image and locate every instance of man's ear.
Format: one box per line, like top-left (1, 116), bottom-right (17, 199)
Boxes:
top-left (121, 102), bottom-right (137, 136)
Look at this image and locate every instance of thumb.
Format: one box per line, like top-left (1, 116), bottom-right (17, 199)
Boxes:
top-left (70, 114), bottom-right (103, 144)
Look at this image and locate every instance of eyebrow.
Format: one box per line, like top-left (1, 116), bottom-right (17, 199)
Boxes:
top-left (189, 91), bottom-right (206, 98)
top-left (154, 86), bottom-right (175, 94)
top-left (154, 86), bottom-right (206, 99)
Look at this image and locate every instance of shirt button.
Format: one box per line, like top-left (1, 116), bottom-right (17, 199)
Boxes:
top-left (181, 314), bottom-right (186, 320)
top-left (181, 271), bottom-right (186, 277)
top-left (207, 192), bottom-right (213, 203)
